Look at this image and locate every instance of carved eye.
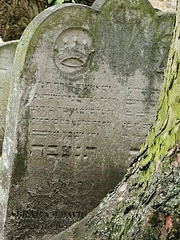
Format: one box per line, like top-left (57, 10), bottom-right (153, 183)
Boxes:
top-left (61, 57), bottom-right (85, 68)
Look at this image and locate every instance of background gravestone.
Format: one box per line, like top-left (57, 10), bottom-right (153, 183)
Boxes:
top-left (0, 40), bottom-right (18, 154)
top-left (0, 0), bottom-right (175, 239)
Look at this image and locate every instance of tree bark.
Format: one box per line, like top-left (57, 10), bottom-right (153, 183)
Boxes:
top-left (0, 0), bottom-right (94, 42)
top-left (0, 0), bottom-right (47, 41)
top-left (49, 1), bottom-right (180, 239)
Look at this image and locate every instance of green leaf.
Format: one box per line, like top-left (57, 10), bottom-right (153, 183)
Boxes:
top-left (55, 0), bottom-right (64, 4)
top-left (48, 0), bottom-right (54, 4)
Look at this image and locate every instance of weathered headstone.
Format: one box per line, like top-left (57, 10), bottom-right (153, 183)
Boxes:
top-left (0, 40), bottom-right (18, 153)
top-left (0, 0), bottom-right (175, 239)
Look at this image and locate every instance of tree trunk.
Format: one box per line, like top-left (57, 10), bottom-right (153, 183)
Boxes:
top-left (49, 1), bottom-right (180, 239)
top-left (0, 0), bottom-right (47, 41)
top-left (0, 0), bottom-right (95, 42)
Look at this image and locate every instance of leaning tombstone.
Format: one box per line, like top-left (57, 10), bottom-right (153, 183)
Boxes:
top-left (0, 0), bottom-right (175, 239)
top-left (0, 40), bottom-right (18, 154)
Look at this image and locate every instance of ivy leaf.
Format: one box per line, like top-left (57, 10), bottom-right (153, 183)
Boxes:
top-left (48, 0), bottom-right (54, 4)
top-left (55, 0), bottom-right (64, 4)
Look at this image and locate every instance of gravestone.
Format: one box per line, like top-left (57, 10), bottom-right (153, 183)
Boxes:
top-left (0, 0), bottom-right (175, 239)
top-left (0, 40), bottom-right (18, 154)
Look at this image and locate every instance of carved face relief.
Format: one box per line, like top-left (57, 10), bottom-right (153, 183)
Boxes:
top-left (53, 28), bottom-right (93, 76)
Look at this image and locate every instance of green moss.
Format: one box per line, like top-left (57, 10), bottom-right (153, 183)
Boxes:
top-left (108, 10), bottom-right (180, 238)
top-left (11, 151), bottom-right (27, 183)
top-left (99, 0), bottom-right (156, 23)
top-left (0, 157), bottom-right (2, 175)
top-left (142, 212), bottom-right (163, 240)
top-left (11, 107), bottom-right (30, 184)
top-left (136, 36), bottom-right (180, 183)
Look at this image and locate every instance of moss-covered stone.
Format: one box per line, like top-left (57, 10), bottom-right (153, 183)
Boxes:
top-left (49, 1), bottom-right (180, 239)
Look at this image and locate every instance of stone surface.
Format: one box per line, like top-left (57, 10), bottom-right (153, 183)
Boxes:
top-left (0, 0), bottom-right (175, 239)
top-left (148, 0), bottom-right (177, 12)
top-left (0, 40), bottom-right (18, 154)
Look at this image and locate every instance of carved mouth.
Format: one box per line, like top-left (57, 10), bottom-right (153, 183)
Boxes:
top-left (60, 57), bottom-right (85, 68)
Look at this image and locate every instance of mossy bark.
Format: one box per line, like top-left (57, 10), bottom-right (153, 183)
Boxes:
top-left (49, 1), bottom-right (180, 240)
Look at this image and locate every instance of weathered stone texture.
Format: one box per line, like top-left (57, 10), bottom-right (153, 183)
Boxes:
top-left (50, 1), bottom-right (180, 240)
top-left (0, 40), bottom-right (18, 154)
top-left (0, 0), bottom-right (175, 239)
top-left (148, 0), bottom-right (177, 11)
